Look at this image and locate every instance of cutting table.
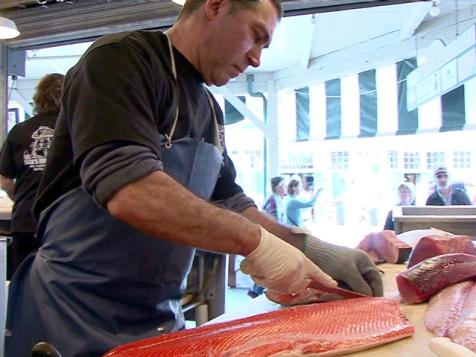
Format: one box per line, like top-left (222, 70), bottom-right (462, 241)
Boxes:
top-left (210, 263), bottom-right (438, 357)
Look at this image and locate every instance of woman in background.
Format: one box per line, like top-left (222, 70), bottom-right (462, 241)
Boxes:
top-left (286, 179), bottom-right (321, 227)
top-left (383, 181), bottom-right (415, 231)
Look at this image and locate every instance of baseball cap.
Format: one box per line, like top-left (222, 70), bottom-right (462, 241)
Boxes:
top-left (434, 167), bottom-right (448, 177)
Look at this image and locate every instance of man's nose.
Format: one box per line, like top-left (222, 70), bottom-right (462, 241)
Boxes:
top-left (248, 47), bottom-right (262, 68)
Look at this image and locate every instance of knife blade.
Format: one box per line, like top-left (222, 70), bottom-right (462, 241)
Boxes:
top-left (307, 280), bottom-right (367, 299)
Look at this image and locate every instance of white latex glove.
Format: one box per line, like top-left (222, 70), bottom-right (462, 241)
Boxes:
top-left (240, 226), bottom-right (337, 294)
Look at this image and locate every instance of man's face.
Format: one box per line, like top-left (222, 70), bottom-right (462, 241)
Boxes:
top-left (435, 173), bottom-right (449, 189)
top-left (199, 0), bottom-right (279, 86)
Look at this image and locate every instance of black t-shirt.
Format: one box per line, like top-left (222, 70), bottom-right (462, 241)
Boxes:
top-left (33, 30), bottom-right (244, 217)
top-left (0, 113), bottom-right (57, 232)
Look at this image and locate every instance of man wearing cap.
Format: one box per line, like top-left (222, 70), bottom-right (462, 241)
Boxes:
top-left (426, 167), bottom-right (472, 206)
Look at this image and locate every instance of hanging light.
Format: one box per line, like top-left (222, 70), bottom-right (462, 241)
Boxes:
top-left (0, 17), bottom-right (20, 40)
top-left (172, 0), bottom-right (186, 5)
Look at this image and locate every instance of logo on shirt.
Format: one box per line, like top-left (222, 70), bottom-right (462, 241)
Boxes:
top-left (216, 123), bottom-right (226, 154)
top-left (23, 126), bottom-right (55, 171)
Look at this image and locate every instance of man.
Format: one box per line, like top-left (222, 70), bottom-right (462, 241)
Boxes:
top-left (6, 1), bottom-right (382, 356)
top-left (0, 73), bottom-right (64, 278)
top-left (426, 167), bottom-right (471, 206)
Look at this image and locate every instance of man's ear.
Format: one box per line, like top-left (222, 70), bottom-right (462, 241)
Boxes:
top-left (204, 0), bottom-right (226, 19)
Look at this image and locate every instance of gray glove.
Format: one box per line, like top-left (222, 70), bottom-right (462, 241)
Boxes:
top-left (304, 235), bottom-right (383, 296)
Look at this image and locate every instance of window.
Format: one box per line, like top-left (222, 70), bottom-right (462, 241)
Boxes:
top-left (331, 151), bottom-right (349, 170)
top-left (426, 151), bottom-right (445, 170)
top-left (403, 151), bottom-right (420, 169)
top-left (387, 151), bottom-right (398, 169)
top-left (453, 151), bottom-right (471, 169)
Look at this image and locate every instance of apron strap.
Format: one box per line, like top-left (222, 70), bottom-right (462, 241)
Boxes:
top-left (163, 32), bottom-right (221, 153)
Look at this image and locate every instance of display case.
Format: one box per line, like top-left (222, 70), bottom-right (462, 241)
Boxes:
top-left (393, 206), bottom-right (476, 237)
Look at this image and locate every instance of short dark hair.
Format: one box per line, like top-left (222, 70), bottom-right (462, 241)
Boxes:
top-left (179, 0), bottom-right (282, 20)
top-left (33, 73), bottom-right (65, 115)
top-left (270, 176), bottom-right (284, 192)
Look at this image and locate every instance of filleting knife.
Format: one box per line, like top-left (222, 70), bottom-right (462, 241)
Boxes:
top-left (307, 280), bottom-right (367, 299)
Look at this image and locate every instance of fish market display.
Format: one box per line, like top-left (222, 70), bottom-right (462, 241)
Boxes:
top-left (356, 230), bottom-right (412, 264)
top-left (104, 297), bottom-right (414, 357)
top-left (396, 253), bottom-right (476, 304)
top-left (408, 235), bottom-right (475, 268)
top-left (425, 280), bottom-right (476, 353)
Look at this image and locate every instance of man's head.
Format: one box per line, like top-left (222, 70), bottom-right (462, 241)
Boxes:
top-left (170, 0), bottom-right (281, 86)
top-left (33, 73), bottom-right (65, 115)
top-left (179, 0), bottom-right (282, 20)
top-left (434, 167), bottom-right (449, 189)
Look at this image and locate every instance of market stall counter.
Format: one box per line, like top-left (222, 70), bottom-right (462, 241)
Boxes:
top-left (209, 263), bottom-right (437, 357)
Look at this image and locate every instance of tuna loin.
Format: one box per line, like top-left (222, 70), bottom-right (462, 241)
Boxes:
top-left (407, 235), bottom-right (475, 268)
top-left (356, 230), bottom-right (412, 264)
top-left (396, 253), bottom-right (476, 304)
top-left (104, 297), bottom-right (415, 357)
top-left (425, 280), bottom-right (476, 352)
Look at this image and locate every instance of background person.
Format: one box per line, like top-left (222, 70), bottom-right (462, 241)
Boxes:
top-left (262, 175), bottom-right (286, 222)
top-left (5, 1), bottom-right (381, 356)
top-left (383, 181), bottom-right (415, 231)
top-left (0, 73), bottom-right (64, 279)
top-left (286, 179), bottom-right (322, 227)
top-left (426, 167), bottom-right (472, 206)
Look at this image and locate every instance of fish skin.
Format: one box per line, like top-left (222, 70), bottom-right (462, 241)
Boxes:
top-left (104, 297), bottom-right (414, 357)
top-left (396, 253), bottom-right (476, 304)
top-left (408, 235), bottom-right (476, 268)
top-left (425, 280), bottom-right (476, 353)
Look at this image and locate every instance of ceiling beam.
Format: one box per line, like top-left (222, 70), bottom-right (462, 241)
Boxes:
top-left (0, 1), bottom-right (36, 11)
top-left (273, 9), bottom-right (476, 90)
top-left (2, 0), bottom-right (430, 49)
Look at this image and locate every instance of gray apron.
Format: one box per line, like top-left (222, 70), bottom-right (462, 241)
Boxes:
top-left (5, 34), bottom-right (223, 357)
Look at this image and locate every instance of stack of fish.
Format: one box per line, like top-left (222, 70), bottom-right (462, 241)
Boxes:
top-left (396, 253), bottom-right (476, 353)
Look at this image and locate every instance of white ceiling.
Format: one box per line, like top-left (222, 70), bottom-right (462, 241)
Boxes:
top-left (10, 0), bottom-right (476, 113)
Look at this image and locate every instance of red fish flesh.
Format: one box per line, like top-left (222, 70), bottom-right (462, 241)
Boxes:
top-left (356, 230), bottom-right (412, 264)
top-left (425, 280), bottom-right (476, 352)
top-left (104, 297), bottom-right (414, 356)
top-left (396, 253), bottom-right (476, 304)
top-left (265, 288), bottom-right (346, 306)
top-left (408, 235), bottom-right (475, 268)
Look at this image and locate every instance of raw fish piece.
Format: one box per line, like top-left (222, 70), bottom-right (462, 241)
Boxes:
top-left (447, 281), bottom-right (476, 352)
top-left (356, 230), bottom-right (412, 264)
top-left (396, 253), bottom-right (476, 304)
top-left (104, 297), bottom-right (415, 357)
top-left (424, 281), bottom-right (474, 336)
top-left (425, 280), bottom-right (476, 353)
top-left (408, 235), bottom-right (475, 268)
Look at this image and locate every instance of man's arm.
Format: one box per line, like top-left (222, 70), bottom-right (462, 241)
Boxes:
top-left (0, 176), bottom-right (15, 200)
top-left (107, 170), bottom-right (260, 256)
top-left (107, 171), bottom-right (337, 294)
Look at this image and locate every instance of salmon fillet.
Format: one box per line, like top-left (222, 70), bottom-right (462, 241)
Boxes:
top-left (104, 297), bottom-right (414, 357)
top-left (396, 253), bottom-right (476, 304)
top-left (425, 280), bottom-right (476, 352)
